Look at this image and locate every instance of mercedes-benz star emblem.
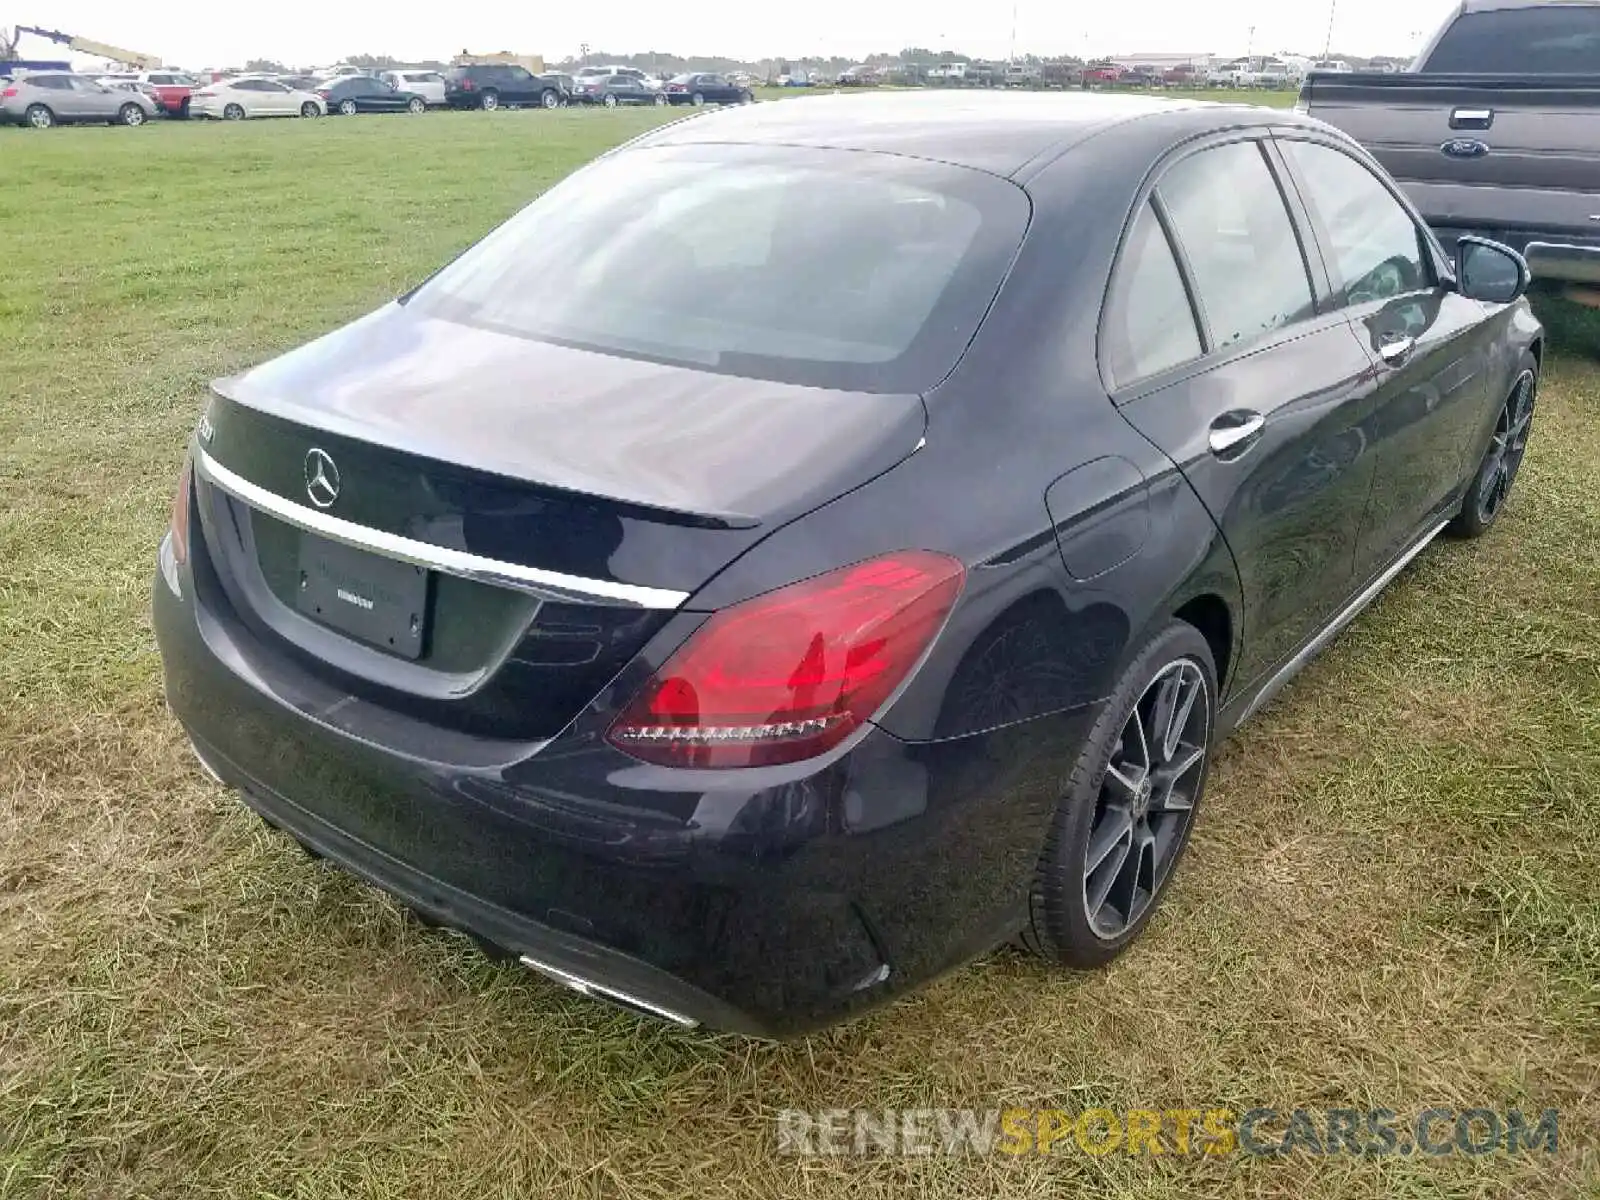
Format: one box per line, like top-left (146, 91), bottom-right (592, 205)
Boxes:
top-left (304, 448), bottom-right (341, 508)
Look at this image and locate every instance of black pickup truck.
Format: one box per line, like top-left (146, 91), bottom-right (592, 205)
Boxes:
top-left (1299, 0), bottom-right (1600, 284)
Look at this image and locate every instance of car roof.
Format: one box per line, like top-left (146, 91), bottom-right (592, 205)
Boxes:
top-left (1462, 0), bottom-right (1599, 9)
top-left (639, 91), bottom-right (1291, 179)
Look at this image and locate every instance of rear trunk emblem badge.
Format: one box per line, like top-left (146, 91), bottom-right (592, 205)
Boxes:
top-left (304, 448), bottom-right (341, 508)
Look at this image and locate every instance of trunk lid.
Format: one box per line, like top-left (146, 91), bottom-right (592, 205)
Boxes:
top-left (190, 304), bottom-right (926, 742)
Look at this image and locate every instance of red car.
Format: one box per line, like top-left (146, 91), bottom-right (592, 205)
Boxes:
top-left (1163, 64), bottom-right (1202, 85)
top-left (1082, 62), bottom-right (1123, 85)
top-left (138, 71), bottom-right (200, 118)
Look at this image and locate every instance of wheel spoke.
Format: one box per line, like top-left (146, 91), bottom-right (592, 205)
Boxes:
top-left (1152, 744), bottom-right (1206, 811)
top-left (1086, 836), bottom-right (1131, 920)
top-left (1148, 673), bottom-right (1181, 765)
top-left (1086, 805), bottom-right (1135, 873)
top-left (1126, 702), bottom-right (1151, 775)
top-left (1104, 762), bottom-right (1145, 802)
top-left (1164, 671), bottom-right (1200, 761)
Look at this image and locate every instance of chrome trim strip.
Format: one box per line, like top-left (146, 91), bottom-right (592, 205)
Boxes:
top-left (518, 953), bottom-right (700, 1027)
top-left (191, 446), bottom-right (690, 610)
top-left (1237, 519), bottom-right (1449, 726)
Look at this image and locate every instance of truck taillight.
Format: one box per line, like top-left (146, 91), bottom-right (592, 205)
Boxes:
top-left (607, 552), bottom-right (964, 769)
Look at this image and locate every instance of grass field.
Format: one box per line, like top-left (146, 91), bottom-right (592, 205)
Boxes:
top-left (1, 106), bottom-right (1597, 1199)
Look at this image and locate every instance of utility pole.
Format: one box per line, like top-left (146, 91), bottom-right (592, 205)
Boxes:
top-left (1323, 0), bottom-right (1337, 58)
top-left (1246, 25), bottom-right (1256, 60)
top-left (1009, 1), bottom-right (1018, 66)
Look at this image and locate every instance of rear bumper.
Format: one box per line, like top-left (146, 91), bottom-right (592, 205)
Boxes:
top-left (153, 541), bottom-right (1089, 1036)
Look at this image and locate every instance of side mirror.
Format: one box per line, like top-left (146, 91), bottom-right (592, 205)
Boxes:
top-left (1455, 236), bottom-right (1530, 304)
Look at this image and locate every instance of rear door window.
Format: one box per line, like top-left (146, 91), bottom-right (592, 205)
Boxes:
top-left (1103, 203), bottom-right (1204, 387)
top-left (1423, 5), bottom-right (1600, 73)
top-left (1157, 140), bottom-right (1316, 351)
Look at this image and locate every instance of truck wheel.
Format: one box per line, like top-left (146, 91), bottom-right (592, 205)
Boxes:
top-left (540, 88), bottom-right (559, 109)
top-left (480, 89), bottom-right (499, 111)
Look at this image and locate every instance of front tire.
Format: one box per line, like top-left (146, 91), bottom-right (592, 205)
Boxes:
top-left (1023, 620), bottom-right (1217, 968)
top-left (603, 93), bottom-right (618, 108)
top-left (223, 103), bottom-right (245, 121)
top-left (540, 88), bottom-right (559, 109)
top-left (24, 103), bottom-right (54, 129)
top-left (1448, 353), bottom-right (1538, 539)
top-left (691, 91), bottom-right (706, 106)
top-left (300, 101), bottom-right (320, 118)
top-left (119, 103), bottom-right (145, 127)
top-left (653, 93), bottom-right (667, 106)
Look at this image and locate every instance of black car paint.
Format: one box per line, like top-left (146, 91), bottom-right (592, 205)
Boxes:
top-left (322, 76), bottom-right (425, 114)
top-left (153, 94), bottom-right (1541, 1036)
top-left (443, 64), bottom-right (564, 109)
top-left (665, 73), bottom-right (751, 105)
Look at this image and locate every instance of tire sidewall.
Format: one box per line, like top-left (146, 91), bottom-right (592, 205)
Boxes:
top-left (27, 104), bottom-right (54, 129)
top-left (120, 103), bottom-right (144, 126)
top-left (1030, 620), bottom-right (1218, 966)
top-left (1449, 349), bottom-right (1539, 539)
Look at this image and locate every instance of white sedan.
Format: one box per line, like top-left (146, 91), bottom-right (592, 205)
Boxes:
top-left (190, 76), bottom-right (326, 120)
top-left (380, 70), bottom-right (447, 106)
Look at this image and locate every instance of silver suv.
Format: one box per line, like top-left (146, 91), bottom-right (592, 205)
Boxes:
top-left (1, 72), bottom-right (158, 128)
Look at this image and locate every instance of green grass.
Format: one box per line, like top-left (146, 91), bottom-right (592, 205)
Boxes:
top-left (1, 108), bottom-right (1597, 1199)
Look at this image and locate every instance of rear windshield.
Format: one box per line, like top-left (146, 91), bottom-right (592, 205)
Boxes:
top-left (1423, 6), bottom-right (1600, 73)
top-left (406, 144), bottom-right (1029, 392)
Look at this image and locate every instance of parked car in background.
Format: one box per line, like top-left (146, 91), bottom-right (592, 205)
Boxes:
top-left (139, 70), bottom-right (199, 117)
top-left (98, 77), bottom-right (165, 109)
top-left (1083, 61), bottom-right (1124, 86)
top-left (1311, 59), bottom-right (1353, 73)
top-left (1, 72), bottom-right (157, 127)
top-left (1122, 65), bottom-right (1165, 89)
top-left (1254, 59), bottom-right (1299, 88)
top-left (380, 70), bottom-right (447, 106)
top-left (662, 73), bottom-right (753, 106)
top-left (153, 93), bottom-right (1541, 1039)
top-left (1301, 0), bottom-right (1600, 284)
top-left (573, 73), bottom-right (666, 107)
top-left (319, 75), bottom-right (427, 115)
top-left (1163, 63), bottom-right (1203, 86)
top-left (574, 65), bottom-right (657, 90)
top-left (444, 63), bottom-right (565, 110)
top-left (190, 76), bottom-right (325, 120)
top-left (838, 65), bottom-right (881, 85)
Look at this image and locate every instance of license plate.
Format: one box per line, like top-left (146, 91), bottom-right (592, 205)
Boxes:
top-left (295, 534), bottom-right (430, 659)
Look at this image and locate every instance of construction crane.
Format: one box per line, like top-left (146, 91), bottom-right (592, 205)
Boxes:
top-left (8, 25), bottom-right (162, 69)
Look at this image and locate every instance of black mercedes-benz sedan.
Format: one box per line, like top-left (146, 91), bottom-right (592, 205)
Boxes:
top-left (153, 92), bottom-right (1542, 1037)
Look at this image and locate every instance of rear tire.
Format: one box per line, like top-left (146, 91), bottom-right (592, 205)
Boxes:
top-left (119, 103), bottom-right (145, 127)
top-left (223, 103), bottom-right (245, 121)
top-left (653, 93), bottom-right (667, 106)
top-left (1447, 351), bottom-right (1539, 539)
top-left (339, 98), bottom-right (358, 116)
top-left (1023, 620), bottom-right (1217, 968)
top-left (691, 91), bottom-right (706, 106)
top-left (407, 96), bottom-right (425, 113)
top-left (540, 88), bottom-right (559, 109)
top-left (24, 103), bottom-right (54, 129)
top-left (603, 93), bottom-right (618, 108)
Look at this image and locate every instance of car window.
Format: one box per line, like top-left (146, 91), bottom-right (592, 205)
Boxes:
top-left (1423, 5), bottom-right (1600, 73)
top-left (1281, 140), bottom-right (1430, 307)
top-left (147, 74), bottom-right (171, 85)
top-left (1157, 140), bottom-right (1316, 351)
top-left (408, 144), bottom-right (1028, 393)
top-left (32, 76), bottom-right (72, 90)
top-left (1103, 202), bottom-right (1204, 388)
top-left (265, 81), bottom-right (290, 93)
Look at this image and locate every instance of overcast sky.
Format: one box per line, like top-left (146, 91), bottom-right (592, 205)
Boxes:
top-left (8, 0), bottom-right (1460, 70)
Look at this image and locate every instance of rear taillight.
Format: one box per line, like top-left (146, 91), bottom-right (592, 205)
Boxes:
top-left (460, 79), bottom-right (476, 90)
top-left (316, 89), bottom-right (330, 97)
top-left (160, 459), bottom-right (192, 595)
top-left (607, 551), bottom-right (964, 769)
top-left (0, 87), bottom-right (15, 98)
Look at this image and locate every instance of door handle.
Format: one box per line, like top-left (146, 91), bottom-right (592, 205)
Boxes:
top-left (1208, 411), bottom-right (1265, 455)
top-left (1378, 335), bottom-right (1415, 365)
top-left (1449, 107), bottom-right (1493, 130)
